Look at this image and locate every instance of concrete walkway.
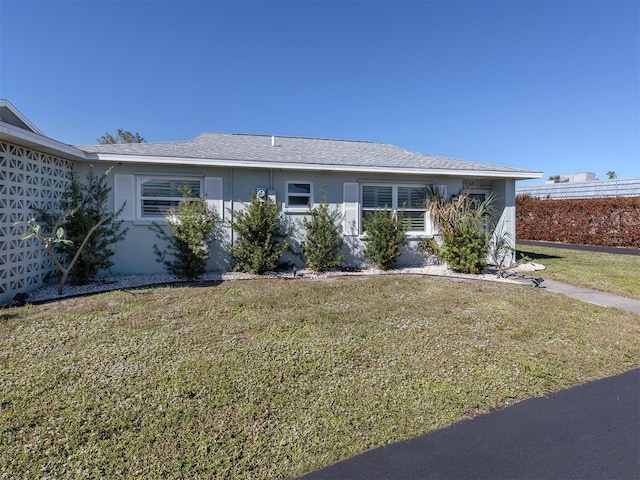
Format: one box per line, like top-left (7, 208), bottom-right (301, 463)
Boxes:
top-left (540, 278), bottom-right (640, 314)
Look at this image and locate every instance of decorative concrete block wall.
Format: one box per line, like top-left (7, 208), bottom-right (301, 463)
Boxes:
top-left (0, 141), bottom-right (75, 305)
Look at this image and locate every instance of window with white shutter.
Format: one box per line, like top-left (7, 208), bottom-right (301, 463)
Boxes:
top-left (138, 177), bottom-right (202, 219)
top-left (361, 184), bottom-right (428, 234)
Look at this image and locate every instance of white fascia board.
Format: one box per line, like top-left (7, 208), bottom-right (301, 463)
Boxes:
top-left (0, 123), bottom-right (88, 160)
top-left (90, 153), bottom-right (543, 180)
top-left (0, 99), bottom-right (44, 135)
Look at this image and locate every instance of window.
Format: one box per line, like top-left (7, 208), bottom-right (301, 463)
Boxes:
top-left (398, 186), bottom-right (428, 231)
top-left (114, 174), bottom-right (222, 222)
top-left (361, 184), bottom-right (428, 233)
top-left (286, 182), bottom-right (312, 209)
top-left (138, 176), bottom-right (202, 218)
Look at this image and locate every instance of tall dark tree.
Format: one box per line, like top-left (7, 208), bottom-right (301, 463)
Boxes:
top-left (98, 129), bottom-right (146, 144)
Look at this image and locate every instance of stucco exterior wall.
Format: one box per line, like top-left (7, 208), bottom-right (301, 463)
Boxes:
top-left (0, 153), bottom-right (515, 305)
top-left (83, 161), bottom-right (493, 275)
top-left (492, 178), bottom-right (516, 263)
top-left (0, 141), bottom-right (75, 304)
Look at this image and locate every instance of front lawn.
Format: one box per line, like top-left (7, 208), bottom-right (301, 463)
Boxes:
top-left (1, 276), bottom-right (638, 478)
top-left (515, 244), bottom-right (640, 300)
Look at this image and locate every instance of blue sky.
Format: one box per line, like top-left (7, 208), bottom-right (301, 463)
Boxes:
top-left (1, 0), bottom-right (638, 185)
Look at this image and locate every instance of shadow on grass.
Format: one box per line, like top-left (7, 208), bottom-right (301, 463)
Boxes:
top-left (515, 249), bottom-right (564, 261)
top-left (0, 312), bottom-right (20, 323)
top-left (25, 280), bottom-right (226, 307)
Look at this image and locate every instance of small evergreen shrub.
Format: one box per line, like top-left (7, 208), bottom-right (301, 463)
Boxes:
top-left (229, 194), bottom-right (288, 274)
top-left (440, 230), bottom-right (488, 274)
top-left (301, 198), bottom-right (346, 272)
top-left (150, 188), bottom-right (219, 279)
top-left (363, 209), bottom-right (406, 270)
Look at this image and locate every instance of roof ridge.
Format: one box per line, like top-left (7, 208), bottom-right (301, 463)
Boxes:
top-left (215, 132), bottom-right (376, 144)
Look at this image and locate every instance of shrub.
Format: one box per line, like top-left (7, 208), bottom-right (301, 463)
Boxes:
top-left (34, 167), bottom-right (128, 287)
top-left (426, 188), bottom-right (497, 274)
top-left (301, 197), bottom-right (346, 272)
top-left (417, 237), bottom-right (441, 264)
top-left (229, 194), bottom-right (288, 274)
top-left (440, 230), bottom-right (488, 274)
top-left (363, 209), bottom-right (406, 270)
top-left (150, 188), bottom-right (219, 279)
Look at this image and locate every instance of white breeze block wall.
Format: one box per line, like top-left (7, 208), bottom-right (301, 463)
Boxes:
top-left (0, 141), bottom-right (75, 305)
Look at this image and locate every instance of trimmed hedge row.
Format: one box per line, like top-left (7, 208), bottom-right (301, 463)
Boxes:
top-left (516, 195), bottom-right (640, 248)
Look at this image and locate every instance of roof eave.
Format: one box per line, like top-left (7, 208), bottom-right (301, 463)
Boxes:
top-left (88, 153), bottom-right (542, 180)
top-left (0, 123), bottom-right (88, 161)
top-left (0, 99), bottom-right (45, 135)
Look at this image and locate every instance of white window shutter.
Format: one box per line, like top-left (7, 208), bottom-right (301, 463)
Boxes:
top-left (114, 174), bottom-right (135, 221)
top-left (204, 177), bottom-right (223, 220)
top-left (342, 182), bottom-right (359, 235)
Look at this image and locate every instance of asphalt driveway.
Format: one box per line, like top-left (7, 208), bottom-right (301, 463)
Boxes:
top-left (300, 368), bottom-right (640, 479)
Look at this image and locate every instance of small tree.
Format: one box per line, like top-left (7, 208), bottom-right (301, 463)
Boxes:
top-left (37, 168), bottom-right (128, 285)
top-left (606, 171), bottom-right (617, 180)
top-left (229, 194), bottom-right (288, 274)
top-left (18, 210), bottom-right (110, 296)
top-left (301, 195), bottom-right (346, 272)
top-left (150, 188), bottom-right (219, 279)
top-left (22, 167), bottom-right (127, 294)
top-left (363, 208), bottom-right (406, 270)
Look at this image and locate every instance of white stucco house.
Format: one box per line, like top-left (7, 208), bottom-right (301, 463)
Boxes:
top-left (0, 99), bottom-right (542, 304)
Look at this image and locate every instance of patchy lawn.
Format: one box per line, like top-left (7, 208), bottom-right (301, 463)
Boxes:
top-left (1, 276), bottom-right (638, 479)
top-left (516, 244), bottom-right (640, 300)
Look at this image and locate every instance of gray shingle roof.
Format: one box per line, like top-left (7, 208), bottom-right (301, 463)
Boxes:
top-left (78, 133), bottom-right (537, 176)
top-left (516, 178), bottom-right (640, 199)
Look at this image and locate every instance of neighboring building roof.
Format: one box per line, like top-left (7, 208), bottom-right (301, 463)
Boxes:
top-left (517, 177), bottom-right (640, 199)
top-left (79, 133), bottom-right (541, 179)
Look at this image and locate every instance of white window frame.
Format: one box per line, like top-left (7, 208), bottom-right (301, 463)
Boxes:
top-left (285, 181), bottom-right (313, 211)
top-left (361, 183), bottom-right (431, 235)
top-left (137, 175), bottom-right (203, 221)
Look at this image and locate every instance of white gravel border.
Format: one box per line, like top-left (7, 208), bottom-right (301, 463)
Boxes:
top-left (21, 264), bottom-right (524, 304)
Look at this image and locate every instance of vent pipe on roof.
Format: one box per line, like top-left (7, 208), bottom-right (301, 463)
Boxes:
top-left (271, 135), bottom-right (275, 147)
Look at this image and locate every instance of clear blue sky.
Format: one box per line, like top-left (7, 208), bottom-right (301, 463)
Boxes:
top-left (1, 0), bottom-right (638, 184)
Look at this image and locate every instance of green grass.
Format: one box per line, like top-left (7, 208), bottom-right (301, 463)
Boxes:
top-left (516, 244), bottom-right (640, 300)
top-left (1, 276), bottom-right (639, 479)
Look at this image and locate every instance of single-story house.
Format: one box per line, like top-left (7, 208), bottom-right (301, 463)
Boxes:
top-left (0, 99), bottom-right (542, 304)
